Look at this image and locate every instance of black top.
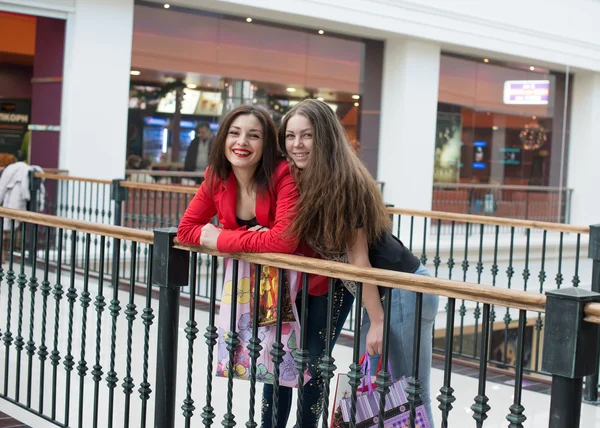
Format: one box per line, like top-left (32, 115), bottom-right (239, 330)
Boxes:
top-left (236, 216), bottom-right (260, 228)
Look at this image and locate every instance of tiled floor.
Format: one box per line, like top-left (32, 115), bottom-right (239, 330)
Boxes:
top-left (0, 411), bottom-right (29, 428)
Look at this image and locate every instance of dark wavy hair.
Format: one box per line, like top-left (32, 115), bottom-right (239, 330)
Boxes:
top-left (279, 99), bottom-right (390, 255)
top-left (208, 105), bottom-right (280, 194)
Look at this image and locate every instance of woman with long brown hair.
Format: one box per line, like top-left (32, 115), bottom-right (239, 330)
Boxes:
top-left (279, 99), bottom-right (439, 425)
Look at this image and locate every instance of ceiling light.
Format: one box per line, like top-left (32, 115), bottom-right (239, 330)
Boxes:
top-left (532, 115), bottom-right (537, 120)
top-left (354, 102), bottom-right (360, 107)
top-left (274, 105), bottom-right (279, 110)
top-left (186, 83), bottom-right (197, 89)
top-left (483, 58), bottom-right (489, 63)
top-left (224, 83), bottom-right (229, 87)
top-left (492, 126), bottom-right (499, 131)
top-left (252, 98), bottom-right (257, 104)
top-left (246, 17), bottom-right (253, 23)
top-left (352, 95), bottom-right (360, 100)
top-left (286, 87), bottom-right (296, 93)
top-left (130, 70), bottom-right (141, 76)
top-left (164, 3), bottom-right (170, 8)
top-left (317, 97), bottom-right (324, 101)
top-left (318, 30), bottom-right (324, 35)
top-left (530, 66), bottom-right (535, 71)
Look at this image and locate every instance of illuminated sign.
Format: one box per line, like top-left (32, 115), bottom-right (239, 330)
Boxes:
top-left (503, 80), bottom-right (550, 105)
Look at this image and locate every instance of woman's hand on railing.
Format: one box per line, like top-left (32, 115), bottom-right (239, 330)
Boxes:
top-left (199, 223), bottom-right (221, 249)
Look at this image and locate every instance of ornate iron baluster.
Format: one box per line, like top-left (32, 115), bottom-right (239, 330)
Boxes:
top-left (523, 229), bottom-right (531, 292)
top-left (348, 282), bottom-right (363, 428)
top-left (123, 241), bottom-right (138, 428)
top-left (25, 223), bottom-right (39, 407)
top-left (182, 252), bottom-right (199, 428)
top-left (572, 233), bottom-right (581, 287)
top-left (409, 216), bottom-right (415, 251)
top-left (106, 232), bottom-right (122, 428)
top-left (50, 228), bottom-right (64, 420)
top-left (490, 226), bottom-right (500, 328)
top-left (92, 236), bottom-right (107, 428)
top-left (447, 221), bottom-right (455, 280)
top-left (555, 232), bottom-right (564, 288)
top-left (376, 287), bottom-right (393, 428)
top-left (139, 244), bottom-right (154, 428)
top-left (506, 310), bottom-right (527, 428)
top-left (473, 224), bottom-right (484, 358)
top-left (222, 259), bottom-right (240, 428)
top-left (471, 304), bottom-right (491, 427)
top-left (63, 230), bottom-right (78, 427)
top-left (247, 264), bottom-right (264, 428)
top-left (14, 223), bottom-right (28, 402)
top-left (503, 227), bottom-right (516, 367)
top-left (433, 219), bottom-right (442, 278)
top-left (38, 228), bottom-right (52, 413)
top-left (320, 278), bottom-right (338, 428)
top-left (406, 292), bottom-right (424, 428)
top-left (534, 230), bottom-right (547, 372)
top-left (293, 272), bottom-right (310, 428)
top-left (77, 234), bottom-right (92, 428)
top-left (420, 217), bottom-right (428, 265)
top-left (458, 231), bottom-right (469, 355)
top-left (437, 297), bottom-right (456, 428)
top-left (2, 220), bottom-right (16, 397)
top-left (201, 255), bottom-right (219, 427)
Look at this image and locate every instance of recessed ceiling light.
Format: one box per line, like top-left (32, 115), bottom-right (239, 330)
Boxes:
top-left (532, 115), bottom-right (537, 120)
top-left (352, 95), bottom-right (360, 100)
top-left (354, 102), bottom-right (360, 107)
top-left (318, 30), bottom-right (324, 35)
top-left (286, 87), bottom-right (296, 93)
top-left (246, 17), bottom-right (253, 23)
top-left (483, 58), bottom-right (489, 63)
top-left (186, 83), bottom-right (197, 89)
top-left (530, 66), bottom-right (535, 71)
top-left (253, 98), bottom-right (257, 104)
top-left (163, 3), bottom-right (170, 8)
top-left (492, 126), bottom-right (499, 131)
top-left (130, 70), bottom-right (141, 76)
top-left (274, 105), bottom-right (279, 110)
top-left (317, 97), bottom-right (324, 101)
top-left (224, 83), bottom-right (229, 87)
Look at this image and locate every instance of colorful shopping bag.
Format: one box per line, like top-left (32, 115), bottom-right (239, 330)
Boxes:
top-left (215, 259), bottom-right (311, 388)
top-left (333, 354), bottom-right (431, 428)
top-left (251, 264), bottom-right (296, 326)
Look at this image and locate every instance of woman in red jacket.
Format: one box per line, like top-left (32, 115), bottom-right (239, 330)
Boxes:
top-left (177, 105), bottom-right (354, 428)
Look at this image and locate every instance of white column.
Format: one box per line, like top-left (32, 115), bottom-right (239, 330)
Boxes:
top-left (59, 0), bottom-right (134, 180)
top-left (567, 72), bottom-right (600, 227)
top-left (378, 39), bottom-right (441, 210)
top-left (377, 39), bottom-right (440, 244)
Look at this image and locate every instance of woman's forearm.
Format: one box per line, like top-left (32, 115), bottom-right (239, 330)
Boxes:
top-left (362, 283), bottom-right (384, 323)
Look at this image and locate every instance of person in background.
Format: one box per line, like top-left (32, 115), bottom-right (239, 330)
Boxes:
top-left (184, 122), bottom-right (214, 183)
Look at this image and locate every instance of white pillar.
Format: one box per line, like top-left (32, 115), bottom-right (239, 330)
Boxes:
top-left (378, 39), bottom-right (441, 211)
top-left (567, 72), bottom-right (600, 227)
top-left (59, 0), bottom-right (134, 180)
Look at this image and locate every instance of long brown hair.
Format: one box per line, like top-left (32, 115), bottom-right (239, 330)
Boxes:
top-left (279, 99), bottom-right (390, 255)
top-left (208, 105), bottom-right (280, 194)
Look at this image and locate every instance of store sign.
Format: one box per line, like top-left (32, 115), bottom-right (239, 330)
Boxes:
top-left (503, 80), bottom-right (550, 105)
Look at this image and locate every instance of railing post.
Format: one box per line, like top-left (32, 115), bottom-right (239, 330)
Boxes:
top-left (110, 180), bottom-right (127, 288)
top-left (27, 169), bottom-right (42, 265)
top-left (152, 227), bottom-right (189, 428)
top-left (542, 288), bottom-right (600, 428)
top-left (584, 224), bottom-right (600, 402)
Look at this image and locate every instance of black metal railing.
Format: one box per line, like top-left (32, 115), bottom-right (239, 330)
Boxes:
top-left (0, 207), bottom-right (598, 428)
top-left (432, 183), bottom-right (573, 227)
top-left (28, 173), bottom-right (594, 384)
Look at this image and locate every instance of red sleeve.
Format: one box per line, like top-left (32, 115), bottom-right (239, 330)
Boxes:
top-left (216, 167), bottom-right (299, 253)
top-left (176, 173), bottom-right (217, 246)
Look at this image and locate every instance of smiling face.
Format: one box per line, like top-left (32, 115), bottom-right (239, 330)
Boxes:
top-left (284, 114), bottom-right (314, 170)
top-left (224, 114), bottom-right (264, 173)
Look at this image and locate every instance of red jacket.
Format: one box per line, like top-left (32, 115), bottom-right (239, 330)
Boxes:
top-left (177, 160), bottom-right (328, 295)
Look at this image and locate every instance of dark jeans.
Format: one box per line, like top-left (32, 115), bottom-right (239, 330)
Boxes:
top-left (261, 282), bottom-right (355, 428)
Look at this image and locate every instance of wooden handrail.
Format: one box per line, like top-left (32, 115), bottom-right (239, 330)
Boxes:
top-left (433, 182), bottom-right (572, 192)
top-left (0, 207), bottom-right (153, 244)
top-left (35, 172), bottom-right (112, 185)
top-left (120, 180), bottom-right (197, 194)
top-left (125, 169), bottom-right (205, 178)
top-left (175, 241), bottom-right (547, 313)
top-left (388, 207), bottom-right (589, 234)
